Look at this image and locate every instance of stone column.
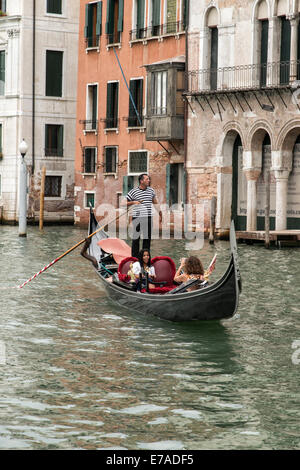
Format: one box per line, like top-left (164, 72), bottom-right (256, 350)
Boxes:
top-left (274, 169), bottom-right (290, 230)
top-left (289, 14), bottom-right (299, 82)
top-left (244, 169), bottom-right (261, 231)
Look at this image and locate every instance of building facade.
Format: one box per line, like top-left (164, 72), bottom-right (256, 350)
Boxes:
top-left (0, 0), bottom-right (79, 224)
top-left (186, 0), bottom-right (300, 234)
top-left (74, 0), bottom-right (187, 227)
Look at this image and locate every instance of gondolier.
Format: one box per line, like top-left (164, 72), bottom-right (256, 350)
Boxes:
top-left (126, 173), bottom-right (162, 258)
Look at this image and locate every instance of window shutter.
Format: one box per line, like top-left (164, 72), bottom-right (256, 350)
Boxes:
top-left (105, 0), bottom-right (113, 34)
top-left (106, 82), bottom-right (113, 119)
top-left (0, 124), bottom-right (2, 153)
top-left (2, 0), bottom-right (6, 13)
top-left (58, 126), bottom-right (63, 156)
top-left (129, 80), bottom-right (136, 119)
top-left (137, 0), bottom-right (145, 30)
top-left (118, 0), bottom-right (124, 32)
top-left (152, 0), bottom-right (160, 26)
top-left (84, 3), bottom-right (90, 38)
top-left (166, 163), bottom-right (170, 206)
top-left (96, 1), bottom-right (103, 36)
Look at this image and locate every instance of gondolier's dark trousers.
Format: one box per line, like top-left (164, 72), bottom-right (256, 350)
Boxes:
top-left (131, 216), bottom-right (152, 259)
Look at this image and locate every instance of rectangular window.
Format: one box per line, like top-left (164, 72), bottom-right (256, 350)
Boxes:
top-left (0, 51), bottom-right (5, 95)
top-left (106, 82), bottom-right (119, 128)
top-left (45, 124), bottom-right (64, 156)
top-left (210, 27), bottom-right (218, 90)
top-left (46, 50), bottom-right (63, 97)
top-left (128, 79), bottom-right (143, 127)
top-left (0, 174), bottom-right (1, 196)
top-left (260, 20), bottom-right (269, 87)
top-left (104, 146), bottom-right (117, 173)
top-left (105, 0), bottom-right (123, 44)
top-left (128, 151), bottom-right (148, 174)
top-left (45, 176), bottom-right (62, 197)
top-left (47, 0), bottom-right (62, 14)
top-left (0, 1), bottom-right (6, 13)
top-left (84, 1), bottom-right (102, 48)
top-left (86, 84), bottom-right (98, 131)
top-left (85, 192), bottom-right (95, 208)
top-left (151, 71), bottom-right (167, 115)
top-left (280, 17), bottom-right (291, 85)
top-left (84, 147), bottom-right (97, 173)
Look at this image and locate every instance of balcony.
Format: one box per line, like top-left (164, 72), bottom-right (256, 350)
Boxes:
top-left (130, 21), bottom-right (186, 42)
top-left (80, 120), bottom-right (98, 133)
top-left (102, 117), bottom-right (119, 131)
top-left (106, 32), bottom-right (121, 47)
top-left (123, 116), bottom-right (145, 128)
top-left (187, 60), bottom-right (300, 95)
top-left (85, 35), bottom-right (100, 49)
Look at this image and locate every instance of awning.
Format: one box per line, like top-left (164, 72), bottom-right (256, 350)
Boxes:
top-left (97, 238), bottom-right (131, 264)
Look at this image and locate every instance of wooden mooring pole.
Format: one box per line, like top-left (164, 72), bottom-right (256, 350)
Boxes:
top-left (265, 169), bottom-right (270, 249)
top-left (209, 196), bottom-right (217, 244)
top-left (39, 166), bottom-right (46, 231)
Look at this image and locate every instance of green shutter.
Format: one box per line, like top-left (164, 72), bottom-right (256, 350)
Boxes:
top-left (106, 82), bottom-right (113, 119)
top-left (166, 163), bottom-right (170, 206)
top-left (137, 0), bottom-right (145, 30)
top-left (129, 80), bottom-right (136, 119)
top-left (118, 0), bottom-right (124, 32)
top-left (105, 0), bottom-right (114, 34)
top-left (84, 3), bottom-right (89, 38)
top-left (96, 1), bottom-right (103, 36)
top-left (122, 176), bottom-right (135, 195)
top-left (0, 124), bottom-right (2, 153)
top-left (2, 0), bottom-right (6, 12)
top-left (152, 0), bottom-right (160, 26)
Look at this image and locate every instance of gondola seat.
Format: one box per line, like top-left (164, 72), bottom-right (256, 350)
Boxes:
top-left (117, 256), bottom-right (138, 283)
top-left (145, 256), bottom-right (178, 294)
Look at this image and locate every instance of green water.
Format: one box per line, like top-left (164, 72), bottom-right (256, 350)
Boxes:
top-left (0, 225), bottom-right (299, 450)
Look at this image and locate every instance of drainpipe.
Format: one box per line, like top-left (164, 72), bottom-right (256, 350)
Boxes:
top-left (184, 0), bottom-right (190, 222)
top-left (32, 0), bottom-right (36, 175)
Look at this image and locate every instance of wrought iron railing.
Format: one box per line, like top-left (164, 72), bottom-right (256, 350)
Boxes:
top-left (102, 117), bottom-right (120, 129)
top-left (130, 21), bottom-right (186, 41)
top-left (45, 148), bottom-right (64, 157)
top-left (123, 116), bottom-right (144, 127)
top-left (85, 35), bottom-right (100, 48)
top-left (187, 60), bottom-right (300, 94)
top-left (79, 120), bottom-right (98, 132)
top-left (106, 32), bottom-right (121, 45)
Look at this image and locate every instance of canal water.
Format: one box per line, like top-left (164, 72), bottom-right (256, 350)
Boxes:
top-left (0, 225), bottom-right (299, 450)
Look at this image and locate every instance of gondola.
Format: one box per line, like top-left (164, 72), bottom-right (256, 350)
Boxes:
top-left (87, 208), bottom-right (242, 322)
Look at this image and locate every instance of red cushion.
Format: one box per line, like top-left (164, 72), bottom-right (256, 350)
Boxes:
top-left (118, 257), bottom-right (138, 275)
top-left (150, 256), bottom-right (176, 286)
top-left (142, 284), bottom-right (178, 294)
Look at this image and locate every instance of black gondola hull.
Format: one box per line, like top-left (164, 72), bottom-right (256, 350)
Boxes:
top-left (88, 210), bottom-right (241, 322)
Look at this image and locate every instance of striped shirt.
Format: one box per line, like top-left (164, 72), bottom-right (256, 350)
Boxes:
top-left (127, 186), bottom-right (156, 217)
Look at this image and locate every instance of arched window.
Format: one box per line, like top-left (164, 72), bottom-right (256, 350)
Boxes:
top-left (207, 7), bottom-right (219, 90)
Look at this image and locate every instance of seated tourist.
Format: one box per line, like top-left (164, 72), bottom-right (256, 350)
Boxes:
top-left (128, 249), bottom-right (156, 291)
top-left (174, 256), bottom-right (204, 291)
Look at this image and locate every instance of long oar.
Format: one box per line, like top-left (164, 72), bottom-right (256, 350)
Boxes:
top-left (16, 208), bottom-right (130, 290)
